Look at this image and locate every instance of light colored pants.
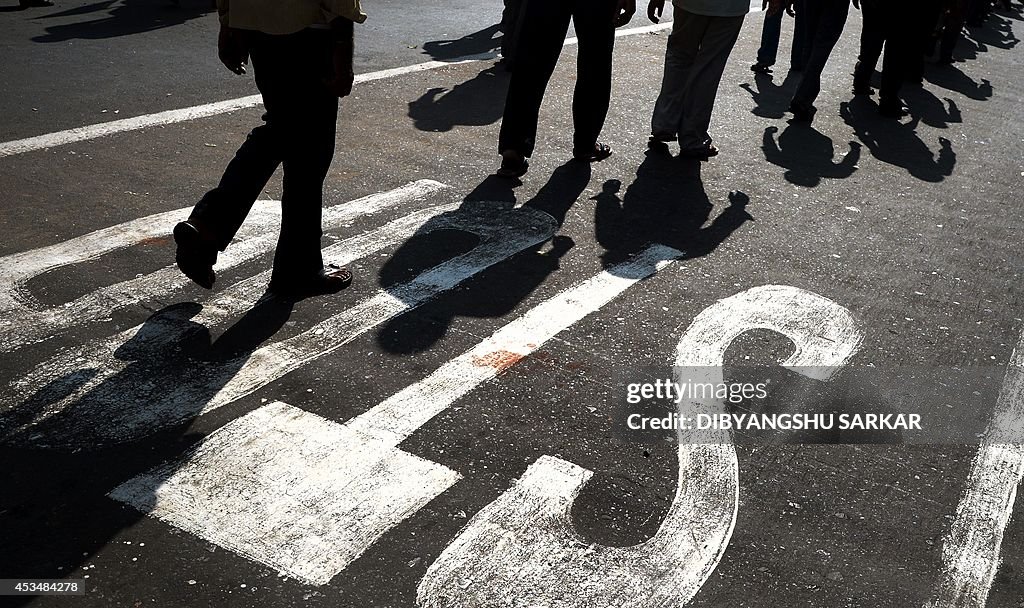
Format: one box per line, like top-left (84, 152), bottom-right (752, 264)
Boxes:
top-left (650, 9), bottom-right (744, 150)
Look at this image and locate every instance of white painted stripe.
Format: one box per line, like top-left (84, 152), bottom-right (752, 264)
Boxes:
top-left (111, 244), bottom-right (681, 584)
top-left (925, 332), bottom-right (1024, 608)
top-left (0, 180), bottom-right (447, 353)
top-left (2, 203), bottom-right (557, 449)
top-left (109, 401), bottom-right (462, 586)
top-left (0, 23), bottom-right (674, 158)
top-left (418, 286), bottom-right (862, 608)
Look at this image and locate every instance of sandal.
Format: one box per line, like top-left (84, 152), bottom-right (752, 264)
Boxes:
top-left (269, 264), bottom-right (353, 300)
top-left (573, 142), bottom-right (613, 163)
top-left (496, 150), bottom-right (529, 178)
top-left (678, 144), bottom-right (719, 160)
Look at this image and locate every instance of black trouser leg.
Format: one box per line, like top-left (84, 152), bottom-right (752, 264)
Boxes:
top-left (570, 0), bottom-right (616, 155)
top-left (498, 0), bottom-right (574, 157)
top-left (853, 0), bottom-right (885, 91)
top-left (792, 0), bottom-right (850, 108)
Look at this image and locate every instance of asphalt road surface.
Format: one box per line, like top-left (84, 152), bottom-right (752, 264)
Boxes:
top-left (1, 2), bottom-right (1023, 608)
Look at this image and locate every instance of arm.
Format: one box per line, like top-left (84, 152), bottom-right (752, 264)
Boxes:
top-left (216, 0), bottom-right (249, 75)
top-left (327, 16), bottom-right (355, 98)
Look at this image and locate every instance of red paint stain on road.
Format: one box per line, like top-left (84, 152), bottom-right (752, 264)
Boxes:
top-left (472, 350), bottom-right (525, 373)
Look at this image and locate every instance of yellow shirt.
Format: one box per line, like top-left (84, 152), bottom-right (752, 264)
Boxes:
top-left (217, 0), bottom-right (367, 35)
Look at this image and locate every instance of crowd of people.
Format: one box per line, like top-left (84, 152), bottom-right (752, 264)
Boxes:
top-left (173, 0), bottom-right (1015, 296)
top-left (496, 0), bottom-right (1017, 175)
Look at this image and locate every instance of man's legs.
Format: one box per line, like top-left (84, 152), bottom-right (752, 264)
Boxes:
top-left (791, 0), bottom-right (809, 70)
top-left (498, 0), bottom-right (574, 158)
top-left (678, 15), bottom-right (745, 151)
top-left (570, 0), bottom-right (617, 156)
top-left (791, 0), bottom-right (851, 117)
top-left (650, 10), bottom-right (710, 141)
top-left (853, 0), bottom-right (885, 94)
top-left (755, 9), bottom-right (783, 68)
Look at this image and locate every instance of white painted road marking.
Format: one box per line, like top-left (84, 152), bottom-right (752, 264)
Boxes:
top-left (0, 180), bottom-right (447, 353)
top-left (418, 285), bottom-right (862, 608)
top-left (0, 24), bottom-right (673, 159)
top-left (111, 244), bottom-right (682, 585)
top-left (1, 203), bottom-right (556, 448)
top-left (926, 330), bottom-right (1024, 608)
top-left (109, 401), bottom-right (462, 587)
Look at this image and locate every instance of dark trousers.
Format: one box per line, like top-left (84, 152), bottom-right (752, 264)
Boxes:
top-left (756, 8), bottom-right (803, 69)
top-left (190, 29), bottom-right (338, 285)
top-left (651, 9), bottom-right (744, 149)
top-left (498, 0), bottom-right (617, 158)
top-left (791, 0), bottom-right (850, 108)
top-left (853, 0), bottom-right (911, 105)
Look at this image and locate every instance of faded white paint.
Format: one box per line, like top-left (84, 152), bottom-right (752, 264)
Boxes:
top-left (1, 203), bottom-right (556, 448)
top-left (0, 180), bottom-right (447, 353)
top-left (926, 332), bottom-right (1024, 608)
top-left (109, 401), bottom-right (462, 586)
top-left (111, 244), bottom-right (681, 585)
top-left (418, 285), bottom-right (862, 608)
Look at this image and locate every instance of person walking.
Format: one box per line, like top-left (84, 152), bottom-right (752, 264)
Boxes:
top-left (649, 0), bottom-right (781, 159)
top-left (751, 0), bottom-right (799, 75)
top-left (495, 0), bottom-right (637, 178)
top-left (788, 0), bottom-right (853, 123)
top-left (852, 0), bottom-right (914, 117)
top-left (173, 0), bottom-right (365, 298)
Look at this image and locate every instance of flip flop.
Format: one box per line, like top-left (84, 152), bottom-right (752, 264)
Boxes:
top-left (573, 142), bottom-right (613, 163)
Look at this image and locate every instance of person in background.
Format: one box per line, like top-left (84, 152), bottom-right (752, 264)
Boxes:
top-left (851, 0), bottom-right (916, 117)
top-left (787, 0), bottom-right (853, 123)
top-left (751, 0), bottom-right (799, 75)
top-left (173, 0), bottom-right (365, 298)
top-left (648, 0), bottom-right (784, 159)
top-left (495, 0), bottom-right (637, 179)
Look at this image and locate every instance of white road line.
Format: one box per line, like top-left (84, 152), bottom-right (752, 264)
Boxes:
top-left (1, 203), bottom-right (557, 449)
top-left (925, 331), bottom-right (1024, 608)
top-left (0, 23), bottom-right (672, 159)
top-left (418, 285), bottom-right (863, 608)
top-left (110, 243), bottom-right (682, 585)
top-left (0, 180), bottom-right (447, 353)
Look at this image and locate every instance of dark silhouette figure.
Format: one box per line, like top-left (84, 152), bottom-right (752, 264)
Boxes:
top-left (31, 0), bottom-right (214, 42)
top-left (408, 65), bottom-right (511, 132)
top-left (740, 69), bottom-right (802, 119)
top-left (840, 98), bottom-right (956, 182)
top-left (421, 23), bottom-right (503, 61)
top-left (0, 295), bottom-right (294, 607)
top-left (788, 0), bottom-right (851, 122)
top-left (594, 151), bottom-right (753, 270)
top-left (377, 164), bottom-right (591, 354)
top-left (924, 64), bottom-right (993, 101)
top-left (762, 124), bottom-right (861, 187)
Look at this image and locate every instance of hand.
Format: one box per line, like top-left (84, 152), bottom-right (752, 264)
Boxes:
top-left (217, 25), bottom-right (248, 75)
top-left (326, 44), bottom-right (355, 98)
top-left (786, 1), bottom-right (796, 16)
top-left (614, 0), bottom-right (636, 26)
top-left (647, 0), bottom-right (665, 23)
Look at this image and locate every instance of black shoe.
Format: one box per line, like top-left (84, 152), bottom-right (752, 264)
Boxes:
top-left (496, 150), bottom-right (528, 178)
top-left (878, 101), bottom-right (908, 118)
top-left (647, 136), bottom-right (672, 155)
top-left (572, 142), bottom-right (613, 163)
top-left (173, 221), bottom-right (217, 289)
top-left (750, 62), bottom-right (773, 75)
top-left (268, 265), bottom-right (353, 300)
top-left (678, 144), bottom-right (719, 161)
top-left (788, 101), bottom-right (817, 123)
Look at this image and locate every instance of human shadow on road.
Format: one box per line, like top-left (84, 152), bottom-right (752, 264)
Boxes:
top-left (761, 123), bottom-right (861, 187)
top-left (840, 98), bottom-right (956, 183)
top-left (965, 13), bottom-right (1021, 51)
top-left (376, 163), bottom-right (591, 355)
top-left (408, 64), bottom-right (510, 132)
top-left (924, 63), bottom-right (993, 101)
top-left (31, 0), bottom-right (213, 43)
top-left (0, 295), bottom-right (294, 606)
top-left (739, 70), bottom-right (802, 119)
top-left (421, 23), bottom-right (503, 61)
top-left (902, 86), bottom-right (963, 129)
top-left (594, 150), bottom-right (754, 270)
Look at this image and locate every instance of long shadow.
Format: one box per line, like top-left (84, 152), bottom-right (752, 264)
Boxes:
top-left (0, 295), bottom-right (294, 604)
top-left (924, 63), bottom-right (994, 101)
top-left (739, 70), bottom-right (802, 119)
top-left (408, 64), bottom-right (510, 132)
top-left (376, 163), bottom-right (591, 355)
top-left (762, 123), bottom-right (861, 187)
top-left (902, 86), bottom-right (963, 129)
top-left (31, 0), bottom-right (214, 43)
top-left (594, 150), bottom-right (754, 269)
top-left (964, 12), bottom-right (1021, 50)
top-left (840, 97), bottom-right (957, 183)
top-left (421, 23), bottom-right (502, 61)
